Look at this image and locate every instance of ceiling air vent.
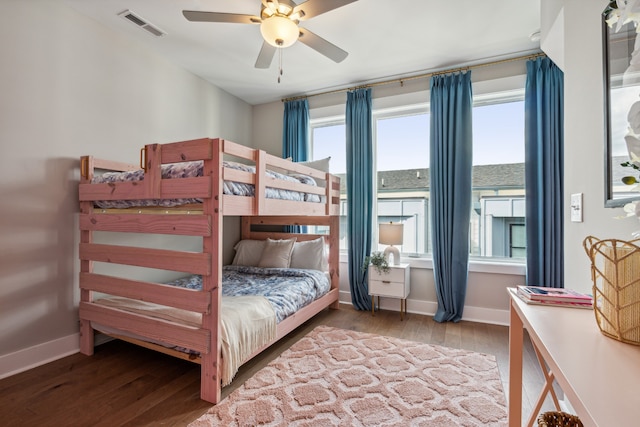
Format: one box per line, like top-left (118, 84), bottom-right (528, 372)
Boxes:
top-left (117, 10), bottom-right (166, 37)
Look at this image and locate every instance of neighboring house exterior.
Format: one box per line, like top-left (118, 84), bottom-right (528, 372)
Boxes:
top-left (335, 162), bottom-right (526, 259)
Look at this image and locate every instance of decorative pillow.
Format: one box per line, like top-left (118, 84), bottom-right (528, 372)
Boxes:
top-left (290, 237), bottom-right (328, 271)
top-left (295, 157), bottom-right (331, 193)
top-left (300, 157), bottom-right (331, 173)
top-left (231, 239), bottom-right (267, 267)
top-left (257, 238), bottom-right (297, 268)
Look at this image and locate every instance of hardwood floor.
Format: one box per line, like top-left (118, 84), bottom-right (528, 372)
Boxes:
top-left (0, 305), bottom-right (554, 426)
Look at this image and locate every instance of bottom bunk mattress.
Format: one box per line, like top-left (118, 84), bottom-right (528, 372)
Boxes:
top-left (167, 265), bottom-right (331, 323)
top-left (91, 265), bottom-right (330, 385)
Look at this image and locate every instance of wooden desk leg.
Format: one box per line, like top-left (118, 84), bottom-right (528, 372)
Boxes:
top-left (371, 295), bottom-right (375, 316)
top-left (400, 299), bottom-right (404, 321)
top-left (526, 343), bottom-right (561, 427)
top-left (508, 300), bottom-right (524, 427)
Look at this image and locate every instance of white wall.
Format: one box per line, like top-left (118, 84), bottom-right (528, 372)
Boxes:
top-left (541, 0), bottom-right (565, 70)
top-left (252, 101), bottom-right (283, 152)
top-left (562, 0), bottom-right (637, 293)
top-left (0, 1), bottom-right (252, 374)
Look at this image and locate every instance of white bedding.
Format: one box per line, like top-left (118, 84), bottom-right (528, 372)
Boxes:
top-left (219, 296), bottom-right (276, 385)
top-left (92, 294), bottom-right (276, 386)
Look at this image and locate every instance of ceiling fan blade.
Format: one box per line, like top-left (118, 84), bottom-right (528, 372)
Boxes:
top-left (298, 28), bottom-right (348, 63)
top-left (293, 0), bottom-right (358, 21)
top-left (182, 10), bottom-right (260, 24)
top-left (255, 42), bottom-right (277, 68)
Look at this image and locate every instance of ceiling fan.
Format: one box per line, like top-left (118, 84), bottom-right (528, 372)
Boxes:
top-left (182, 0), bottom-right (357, 69)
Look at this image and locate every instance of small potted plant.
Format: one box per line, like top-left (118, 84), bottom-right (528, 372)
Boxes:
top-left (364, 251), bottom-right (390, 275)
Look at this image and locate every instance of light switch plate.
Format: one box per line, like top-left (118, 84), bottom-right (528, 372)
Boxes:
top-left (571, 193), bottom-right (583, 222)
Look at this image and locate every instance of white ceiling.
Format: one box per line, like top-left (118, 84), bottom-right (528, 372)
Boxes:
top-left (64, 0), bottom-right (541, 105)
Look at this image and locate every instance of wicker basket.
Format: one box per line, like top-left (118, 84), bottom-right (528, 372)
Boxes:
top-left (537, 411), bottom-right (583, 427)
top-left (583, 236), bottom-right (640, 345)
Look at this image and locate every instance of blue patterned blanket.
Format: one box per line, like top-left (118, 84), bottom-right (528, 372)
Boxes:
top-left (166, 266), bottom-right (330, 323)
top-left (92, 160), bottom-right (320, 208)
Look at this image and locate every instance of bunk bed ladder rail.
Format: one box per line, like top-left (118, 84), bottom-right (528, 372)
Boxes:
top-left (78, 138), bottom-right (225, 403)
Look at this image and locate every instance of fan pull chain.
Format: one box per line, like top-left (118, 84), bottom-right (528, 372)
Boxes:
top-left (278, 47), bottom-right (283, 83)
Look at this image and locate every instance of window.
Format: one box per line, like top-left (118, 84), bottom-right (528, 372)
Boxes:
top-left (509, 223), bottom-right (526, 258)
top-left (471, 97), bottom-right (526, 260)
top-left (375, 109), bottom-right (430, 255)
top-left (311, 120), bottom-right (348, 249)
top-left (312, 122), bottom-right (346, 174)
top-left (310, 91), bottom-right (526, 261)
top-left (311, 109), bottom-right (430, 253)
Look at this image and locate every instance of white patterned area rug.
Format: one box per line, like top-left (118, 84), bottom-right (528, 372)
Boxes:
top-left (189, 325), bottom-right (507, 426)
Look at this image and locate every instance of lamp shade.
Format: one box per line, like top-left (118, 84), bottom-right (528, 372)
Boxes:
top-left (379, 223), bottom-right (403, 246)
top-left (260, 15), bottom-right (299, 48)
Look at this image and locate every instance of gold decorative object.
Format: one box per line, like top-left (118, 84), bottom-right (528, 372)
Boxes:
top-left (584, 236), bottom-right (640, 345)
top-left (537, 411), bottom-right (583, 427)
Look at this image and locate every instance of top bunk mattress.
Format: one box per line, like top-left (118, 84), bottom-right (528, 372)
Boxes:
top-left (91, 160), bottom-right (322, 209)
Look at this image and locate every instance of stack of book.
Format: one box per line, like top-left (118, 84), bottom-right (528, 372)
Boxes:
top-left (516, 285), bottom-right (593, 309)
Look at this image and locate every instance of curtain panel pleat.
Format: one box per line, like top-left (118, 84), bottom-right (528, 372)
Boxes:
top-left (283, 99), bottom-right (309, 233)
top-left (282, 99), bottom-right (309, 162)
top-left (429, 71), bottom-right (473, 323)
top-left (524, 57), bottom-right (564, 288)
top-left (346, 88), bottom-right (373, 311)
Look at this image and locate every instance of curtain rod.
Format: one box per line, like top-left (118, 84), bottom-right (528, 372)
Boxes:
top-left (281, 51), bottom-right (545, 103)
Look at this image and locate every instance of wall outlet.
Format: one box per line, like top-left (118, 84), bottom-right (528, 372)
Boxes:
top-left (570, 193), bottom-right (583, 222)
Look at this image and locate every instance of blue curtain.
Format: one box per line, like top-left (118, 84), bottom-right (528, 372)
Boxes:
top-left (282, 99), bottom-right (309, 162)
top-left (430, 72), bottom-right (473, 323)
top-left (282, 99), bottom-right (309, 233)
top-left (525, 57), bottom-right (564, 288)
top-left (346, 88), bottom-right (373, 311)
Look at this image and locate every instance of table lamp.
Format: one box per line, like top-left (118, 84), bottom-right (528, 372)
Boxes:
top-left (379, 222), bottom-right (403, 265)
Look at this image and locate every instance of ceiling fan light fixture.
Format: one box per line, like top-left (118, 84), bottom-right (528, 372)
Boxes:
top-left (260, 15), bottom-right (299, 48)
top-left (289, 10), bottom-right (304, 21)
top-left (277, 3), bottom-right (293, 15)
top-left (263, 7), bottom-right (274, 18)
top-left (265, 0), bottom-right (277, 14)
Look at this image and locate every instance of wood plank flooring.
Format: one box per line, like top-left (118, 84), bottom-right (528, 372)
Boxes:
top-left (0, 305), bottom-right (555, 426)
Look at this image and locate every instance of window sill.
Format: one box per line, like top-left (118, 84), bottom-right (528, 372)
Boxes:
top-left (339, 253), bottom-right (526, 276)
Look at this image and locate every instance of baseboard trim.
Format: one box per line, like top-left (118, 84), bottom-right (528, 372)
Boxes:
top-left (2, 295), bottom-right (508, 381)
top-left (338, 291), bottom-right (509, 326)
top-left (0, 333), bottom-right (80, 380)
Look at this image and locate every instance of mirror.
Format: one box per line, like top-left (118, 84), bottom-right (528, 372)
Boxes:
top-left (604, 5), bottom-right (640, 207)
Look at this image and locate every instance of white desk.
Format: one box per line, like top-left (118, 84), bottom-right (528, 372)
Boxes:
top-left (508, 288), bottom-right (640, 427)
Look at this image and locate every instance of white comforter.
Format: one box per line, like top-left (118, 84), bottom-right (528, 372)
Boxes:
top-left (92, 294), bottom-right (276, 386)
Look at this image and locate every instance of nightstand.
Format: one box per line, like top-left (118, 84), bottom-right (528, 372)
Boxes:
top-left (368, 263), bottom-right (410, 321)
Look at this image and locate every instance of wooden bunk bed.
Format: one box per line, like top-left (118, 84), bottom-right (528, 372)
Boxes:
top-left (78, 137), bottom-right (341, 403)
